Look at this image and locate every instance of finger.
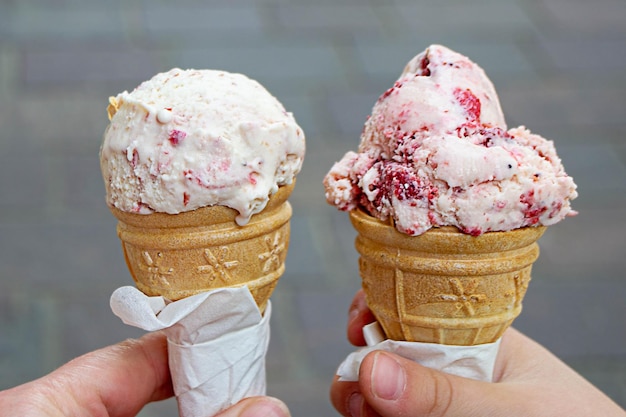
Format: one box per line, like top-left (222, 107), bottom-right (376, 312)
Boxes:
top-left (47, 331), bottom-right (174, 417)
top-left (494, 327), bottom-right (576, 383)
top-left (493, 327), bottom-right (545, 382)
top-left (215, 396), bottom-right (291, 417)
top-left (347, 289), bottom-right (376, 346)
top-left (331, 329), bottom-right (547, 417)
top-left (494, 328), bottom-right (626, 416)
top-left (358, 350), bottom-right (512, 417)
top-left (330, 375), bottom-right (380, 417)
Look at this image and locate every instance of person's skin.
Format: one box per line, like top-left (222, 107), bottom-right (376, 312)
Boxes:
top-left (331, 289), bottom-right (626, 417)
top-left (0, 331), bottom-right (290, 417)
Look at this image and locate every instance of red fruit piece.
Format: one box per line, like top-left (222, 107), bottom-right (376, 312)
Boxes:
top-left (169, 130), bottom-right (187, 146)
top-left (454, 88), bottom-right (481, 123)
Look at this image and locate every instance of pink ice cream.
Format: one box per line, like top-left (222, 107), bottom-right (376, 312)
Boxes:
top-left (101, 68), bottom-right (305, 226)
top-left (324, 45), bottom-right (577, 236)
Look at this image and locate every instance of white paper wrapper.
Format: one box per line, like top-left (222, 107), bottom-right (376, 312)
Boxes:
top-left (110, 285), bottom-right (270, 417)
top-left (337, 322), bottom-right (501, 382)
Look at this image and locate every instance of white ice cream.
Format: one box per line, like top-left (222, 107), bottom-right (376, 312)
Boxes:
top-left (101, 68), bottom-right (305, 225)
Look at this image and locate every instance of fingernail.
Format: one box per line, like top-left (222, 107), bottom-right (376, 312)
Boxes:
top-left (370, 352), bottom-right (406, 400)
top-left (348, 392), bottom-right (363, 417)
top-left (240, 398), bottom-right (290, 417)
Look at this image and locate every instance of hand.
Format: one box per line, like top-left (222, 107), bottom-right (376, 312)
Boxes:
top-left (331, 289), bottom-right (626, 417)
top-left (0, 332), bottom-right (290, 417)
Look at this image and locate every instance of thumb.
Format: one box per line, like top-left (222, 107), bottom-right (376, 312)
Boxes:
top-left (358, 350), bottom-right (506, 417)
top-left (214, 396), bottom-right (291, 417)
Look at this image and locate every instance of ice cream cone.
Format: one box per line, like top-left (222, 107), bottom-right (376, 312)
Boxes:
top-left (350, 208), bottom-right (545, 346)
top-left (109, 183), bottom-right (295, 313)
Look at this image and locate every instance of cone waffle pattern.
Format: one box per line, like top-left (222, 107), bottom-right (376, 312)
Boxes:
top-left (110, 184), bottom-right (294, 312)
top-left (350, 209), bottom-right (545, 345)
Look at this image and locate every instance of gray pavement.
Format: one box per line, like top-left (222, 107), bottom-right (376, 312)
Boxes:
top-left (1, 0), bottom-right (625, 415)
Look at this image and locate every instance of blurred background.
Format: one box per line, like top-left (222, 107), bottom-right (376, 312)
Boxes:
top-left (1, 0), bottom-right (625, 415)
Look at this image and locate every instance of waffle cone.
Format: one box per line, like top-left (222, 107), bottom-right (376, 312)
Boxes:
top-left (109, 183), bottom-right (295, 313)
top-left (350, 209), bottom-right (545, 346)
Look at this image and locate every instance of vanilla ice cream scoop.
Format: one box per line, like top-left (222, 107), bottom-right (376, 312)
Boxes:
top-left (324, 45), bottom-right (577, 236)
top-left (101, 68), bottom-right (305, 225)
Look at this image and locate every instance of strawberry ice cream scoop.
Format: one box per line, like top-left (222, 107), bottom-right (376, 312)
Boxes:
top-left (100, 68), bottom-right (305, 225)
top-left (324, 45), bottom-right (577, 236)
top-left (359, 44), bottom-right (506, 158)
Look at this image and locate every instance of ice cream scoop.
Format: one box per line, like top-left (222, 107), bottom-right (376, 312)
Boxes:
top-left (325, 44), bottom-right (577, 236)
top-left (101, 68), bottom-right (305, 226)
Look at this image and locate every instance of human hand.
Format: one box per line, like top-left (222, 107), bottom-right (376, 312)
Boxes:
top-left (331, 289), bottom-right (625, 417)
top-left (0, 332), bottom-right (290, 417)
